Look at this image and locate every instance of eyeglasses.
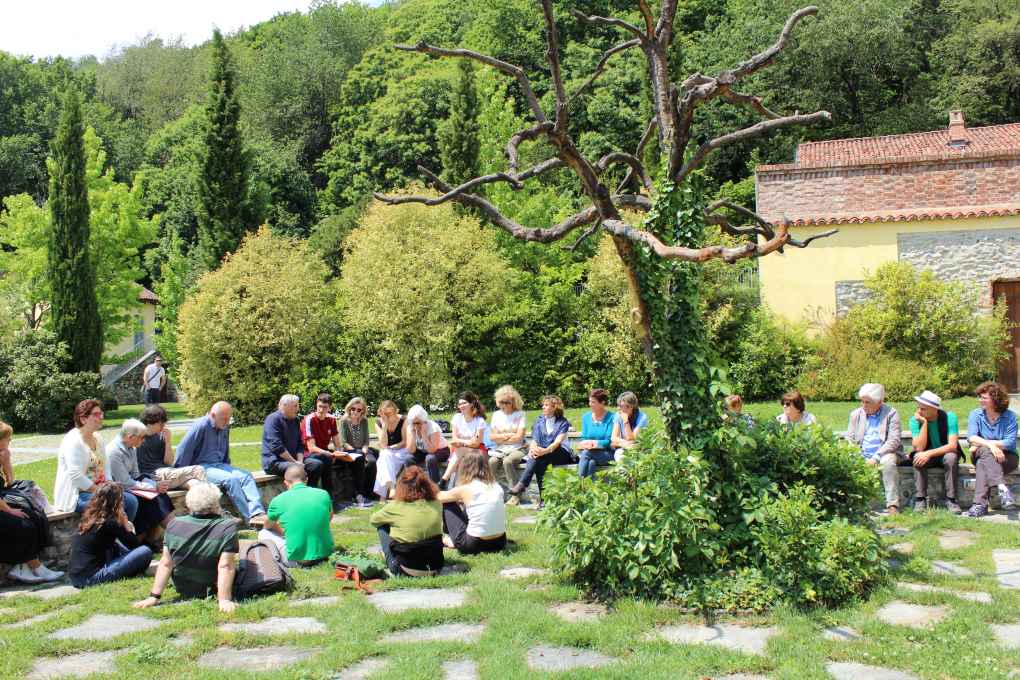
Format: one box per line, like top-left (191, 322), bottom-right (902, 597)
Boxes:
top-left (349, 407), bottom-right (363, 413)
top-left (457, 401), bottom-right (469, 407)
top-left (781, 401), bottom-right (794, 407)
top-left (498, 400), bottom-right (512, 405)
top-left (90, 410), bottom-right (104, 417)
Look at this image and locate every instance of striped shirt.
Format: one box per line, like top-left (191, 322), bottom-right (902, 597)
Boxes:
top-left (164, 513), bottom-right (239, 599)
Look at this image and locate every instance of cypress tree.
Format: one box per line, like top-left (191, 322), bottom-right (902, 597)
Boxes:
top-left (197, 29), bottom-right (260, 270)
top-left (438, 60), bottom-right (480, 187)
top-left (47, 89), bottom-right (102, 373)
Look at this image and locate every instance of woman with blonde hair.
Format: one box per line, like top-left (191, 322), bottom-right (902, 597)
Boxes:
top-left (508, 395), bottom-right (573, 509)
top-left (438, 450), bottom-right (507, 554)
top-left (487, 385), bottom-right (527, 498)
top-left (373, 400), bottom-right (412, 499)
top-left (339, 396), bottom-right (378, 506)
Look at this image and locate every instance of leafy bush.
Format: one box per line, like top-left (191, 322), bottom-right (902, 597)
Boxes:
top-left (802, 262), bottom-right (1007, 399)
top-left (176, 227), bottom-right (334, 424)
top-left (752, 486), bottom-right (886, 607)
top-left (725, 306), bottom-right (814, 401)
top-left (542, 421), bottom-right (884, 610)
top-left (0, 330), bottom-right (111, 433)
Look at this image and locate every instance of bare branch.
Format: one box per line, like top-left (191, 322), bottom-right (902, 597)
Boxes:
top-left (507, 122), bottom-right (554, 173)
top-left (676, 110), bottom-right (831, 182)
top-left (719, 89), bottom-right (781, 119)
top-left (396, 42), bottom-right (547, 123)
top-left (787, 228), bottom-right (839, 248)
top-left (655, 0), bottom-right (680, 45)
top-left (539, 0), bottom-right (568, 129)
top-left (637, 0), bottom-right (655, 37)
top-left (571, 8), bottom-right (645, 42)
top-left (707, 199), bottom-right (775, 237)
top-left (730, 6), bottom-right (818, 81)
top-left (568, 38), bottom-right (641, 104)
top-left (569, 221), bottom-right (603, 251)
top-left (598, 152), bottom-right (653, 193)
top-left (617, 116), bottom-right (657, 193)
top-left (706, 207), bottom-right (839, 251)
top-left (603, 218), bottom-right (792, 263)
top-left (374, 167), bottom-right (599, 243)
top-left (516, 157), bottom-right (565, 182)
top-left (614, 193), bottom-right (652, 211)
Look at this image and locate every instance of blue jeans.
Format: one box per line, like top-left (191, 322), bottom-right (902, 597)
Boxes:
top-left (202, 464), bottom-right (265, 519)
top-left (77, 489), bottom-right (138, 520)
top-left (577, 448), bottom-right (613, 479)
top-left (376, 526), bottom-right (402, 575)
top-left (71, 541), bottom-right (153, 588)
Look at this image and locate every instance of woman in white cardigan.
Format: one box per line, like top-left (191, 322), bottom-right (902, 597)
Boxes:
top-left (53, 400), bottom-right (138, 521)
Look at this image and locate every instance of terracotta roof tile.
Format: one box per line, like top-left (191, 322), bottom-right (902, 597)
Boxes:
top-left (782, 203), bottom-right (1020, 227)
top-left (139, 287), bottom-right (159, 303)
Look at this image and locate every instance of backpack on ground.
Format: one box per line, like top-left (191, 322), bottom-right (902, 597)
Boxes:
top-left (233, 539), bottom-right (294, 600)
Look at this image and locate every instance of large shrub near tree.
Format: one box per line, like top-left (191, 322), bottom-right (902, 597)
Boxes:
top-left (176, 228), bottom-right (332, 424)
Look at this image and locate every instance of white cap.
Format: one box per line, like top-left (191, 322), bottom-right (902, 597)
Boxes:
top-left (914, 390), bottom-right (942, 409)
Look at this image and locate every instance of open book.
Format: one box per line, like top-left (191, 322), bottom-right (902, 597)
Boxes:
top-left (332, 451), bottom-right (363, 462)
top-left (127, 487), bottom-right (160, 501)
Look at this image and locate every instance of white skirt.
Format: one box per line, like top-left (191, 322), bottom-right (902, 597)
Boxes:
top-left (373, 447), bottom-right (414, 497)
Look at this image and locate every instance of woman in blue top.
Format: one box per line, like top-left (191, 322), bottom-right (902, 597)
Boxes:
top-left (612, 392), bottom-right (649, 462)
top-left (965, 381), bottom-right (1019, 518)
top-left (577, 389), bottom-right (614, 479)
top-left (507, 395), bottom-right (572, 509)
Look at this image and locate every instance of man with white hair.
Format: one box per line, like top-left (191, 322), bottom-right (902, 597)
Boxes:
top-left (847, 383), bottom-right (903, 514)
top-left (261, 395), bottom-right (327, 492)
top-left (174, 401), bottom-right (268, 525)
top-left (133, 482), bottom-right (239, 613)
top-left (106, 418), bottom-right (175, 540)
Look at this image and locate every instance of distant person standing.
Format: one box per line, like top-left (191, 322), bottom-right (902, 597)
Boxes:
top-left (142, 356), bottom-right (166, 405)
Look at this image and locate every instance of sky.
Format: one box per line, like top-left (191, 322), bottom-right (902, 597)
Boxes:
top-left (0, 1), bottom-right (316, 60)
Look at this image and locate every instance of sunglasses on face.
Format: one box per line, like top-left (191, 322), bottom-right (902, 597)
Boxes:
top-left (349, 407), bottom-right (363, 412)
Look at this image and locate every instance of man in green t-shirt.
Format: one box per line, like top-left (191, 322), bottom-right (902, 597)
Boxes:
top-left (260, 465), bottom-right (333, 566)
top-left (909, 390), bottom-right (962, 513)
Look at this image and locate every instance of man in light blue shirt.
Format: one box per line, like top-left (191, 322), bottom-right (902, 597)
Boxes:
top-left (175, 401), bottom-right (267, 525)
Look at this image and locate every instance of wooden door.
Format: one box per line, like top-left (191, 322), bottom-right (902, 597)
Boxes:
top-left (993, 280), bottom-right (1020, 392)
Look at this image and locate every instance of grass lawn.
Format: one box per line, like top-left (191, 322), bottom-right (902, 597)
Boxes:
top-left (3, 500), bottom-right (1020, 678)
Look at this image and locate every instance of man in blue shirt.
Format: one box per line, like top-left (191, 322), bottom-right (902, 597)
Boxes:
top-left (261, 395), bottom-right (327, 494)
top-left (175, 401), bottom-right (267, 525)
top-left (964, 381), bottom-right (1018, 518)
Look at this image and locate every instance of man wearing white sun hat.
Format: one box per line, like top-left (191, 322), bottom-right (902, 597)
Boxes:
top-left (908, 390), bottom-right (962, 514)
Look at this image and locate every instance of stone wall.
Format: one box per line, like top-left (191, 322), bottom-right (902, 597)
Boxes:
top-left (108, 361), bottom-right (179, 406)
top-left (834, 280), bottom-right (871, 317)
top-left (898, 228), bottom-right (1020, 306)
top-left (41, 473), bottom-right (285, 570)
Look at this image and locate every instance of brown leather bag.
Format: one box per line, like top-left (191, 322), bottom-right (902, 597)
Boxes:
top-left (334, 563), bottom-right (381, 593)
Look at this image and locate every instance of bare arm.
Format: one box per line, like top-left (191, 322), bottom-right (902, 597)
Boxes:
top-left (217, 552), bottom-right (237, 613)
top-left (133, 547), bottom-right (173, 608)
top-left (437, 486), bottom-right (470, 504)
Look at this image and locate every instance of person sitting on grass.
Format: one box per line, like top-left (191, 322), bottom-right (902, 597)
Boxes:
top-left (438, 450), bottom-right (507, 554)
top-left (174, 401), bottom-right (268, 526)
top-left (909, 390), bottom-right (962, 514)
top-left (0, 420), bottom-right (63, 584)
top-left (847, 383), bottom-right (903, 515)
top-left (106, 419), bottom-right (175, 544)
top-left (68, 482), bottom-right (153, 588)
top-left (302, 392), bottom-right (366, 511)
top-left (776, 390), bottom-right (817, 426)
top-left (725, 394), bottom-right (754, 427)
top-left (133, 483), bottom-right (241, 613)
top-left (486, 385), bottom-right (527, 499)
top-left (262, 394), bottom-right (327, 491)
top-left (258, 465), bottom-right (333, 568)
top-left (137, 405), bottom-right (206, 490)
top-left (369, 466), bottom-right (444, 577)
top-left (612, 391), bottom-right (648, 462)
top-left (507, 395), bottom-right (573, 509)
top-left (965, 381), bottom-right (1018, 518)
top-left (576, 388), bottom-right (615, 479)
top-left (339, 396), bottom-right (378, 507)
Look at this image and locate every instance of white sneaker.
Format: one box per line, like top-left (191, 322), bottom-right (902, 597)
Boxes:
top-left (32, 565), bottom-right (64, 582)
top-left (8, 563), bottom-right (45, 584)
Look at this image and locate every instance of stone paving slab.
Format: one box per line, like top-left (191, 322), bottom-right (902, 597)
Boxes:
top-left (0, 605), bottom-right (80, 629)
top-left (990, 623), bottom-right (1020, 649)
top-left (333, 656), bottom-right (391, 680)
top-left (169, 634), bottom-right (194, 647)
top-left (367, 588), bottom-right (469, 613)
top-left (380, 622), bottom-right (485, 644)
top-left (890, 542), bottom-right (914, 555)
top-left (442, 659), bottom-right (479, 680)
top-left (877, 528), bottom-right (910, 536)
top-left (197, 646), bottom-right (321, 671)
top-left (875, 601), bottom-right (947, 629)
top-left (713, 675), bottom-right (769, 680)
top-left (993, 549), bottom-right (1020, 588)
top-left (49, 613), bottom-right (163, 641)
top-left (978, 512), bottom-right (1018, 523)
top-left (822, 625), bottom-right (862, 642)
top-left (652, 623), bottom-right (779, 655)
top-left (27, 650), bottom-right (122, 680)
top-left (220, 616), bottom-right (326, 635)
top-left (1, 584), bottom-right (80, 600)
top-left (365, 544), bottom-right (384, 555)
top-left (938, 529), bottom-right (977, 550)
top-left (549, 601), bottom-right (608, 623)
top-left (499, 567), bottom-right (549, 580)
top-left (290, 596), bottom-right (342, 607)
top-left (896, 581), bottom-right (991, 603)
top-left (930, 560), bottom-right (974, 576)
top-left (826, 661), bottom-right (920, 680)
top-left (525, 645), bottom-right (617, 672)
top-left (512, 515), bottom-right (537, 525)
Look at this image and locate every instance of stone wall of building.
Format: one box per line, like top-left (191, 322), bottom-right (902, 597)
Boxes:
top-left (898, 228), bottom-right (1020, 306)
top-left (834, 280), bottom-right (872, 317)
top-left (109, 361), bottom-right (179, 407)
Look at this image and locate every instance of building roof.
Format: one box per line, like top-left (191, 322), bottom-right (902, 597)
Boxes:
top-left (139, 287), bottom-right (159, 304)
top-left (781, 203), bottom-right (1020, 227)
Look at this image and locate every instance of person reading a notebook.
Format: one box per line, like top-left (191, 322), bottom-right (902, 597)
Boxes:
top-left (301, 392), bottom-right (368, 510)
top-left (106, 419), bottom-right (175, 543)
top-left (133, 482), bottom-right (240, 613)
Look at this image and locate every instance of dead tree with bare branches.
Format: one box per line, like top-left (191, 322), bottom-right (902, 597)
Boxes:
top-left (376, 1), bottom-right (835, 445)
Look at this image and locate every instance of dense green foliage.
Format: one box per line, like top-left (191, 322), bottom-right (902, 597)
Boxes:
top-left (800, 262), bottom-right (1007, 400)
top-left (542, 421), bottom-right (884, 609)
top-left (47, 90), bottom-right (102, 373)
top-left (438, 60), bottom-right (481, 187)
top-left (0, 330), bottom-right (112, 432)
top-left (177, 228), bottom-right (333, 424)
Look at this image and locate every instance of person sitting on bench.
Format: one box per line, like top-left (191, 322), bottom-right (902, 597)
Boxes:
top-left (909, 390), bottom-right (962, 513)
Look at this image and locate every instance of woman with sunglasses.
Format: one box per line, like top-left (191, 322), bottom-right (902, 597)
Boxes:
top-left (338, 396), bottom-right (378, 507)
top-left (487, 385), bottom-right (527, 499)
top-left (776, 390), bottom-right (817, 426)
